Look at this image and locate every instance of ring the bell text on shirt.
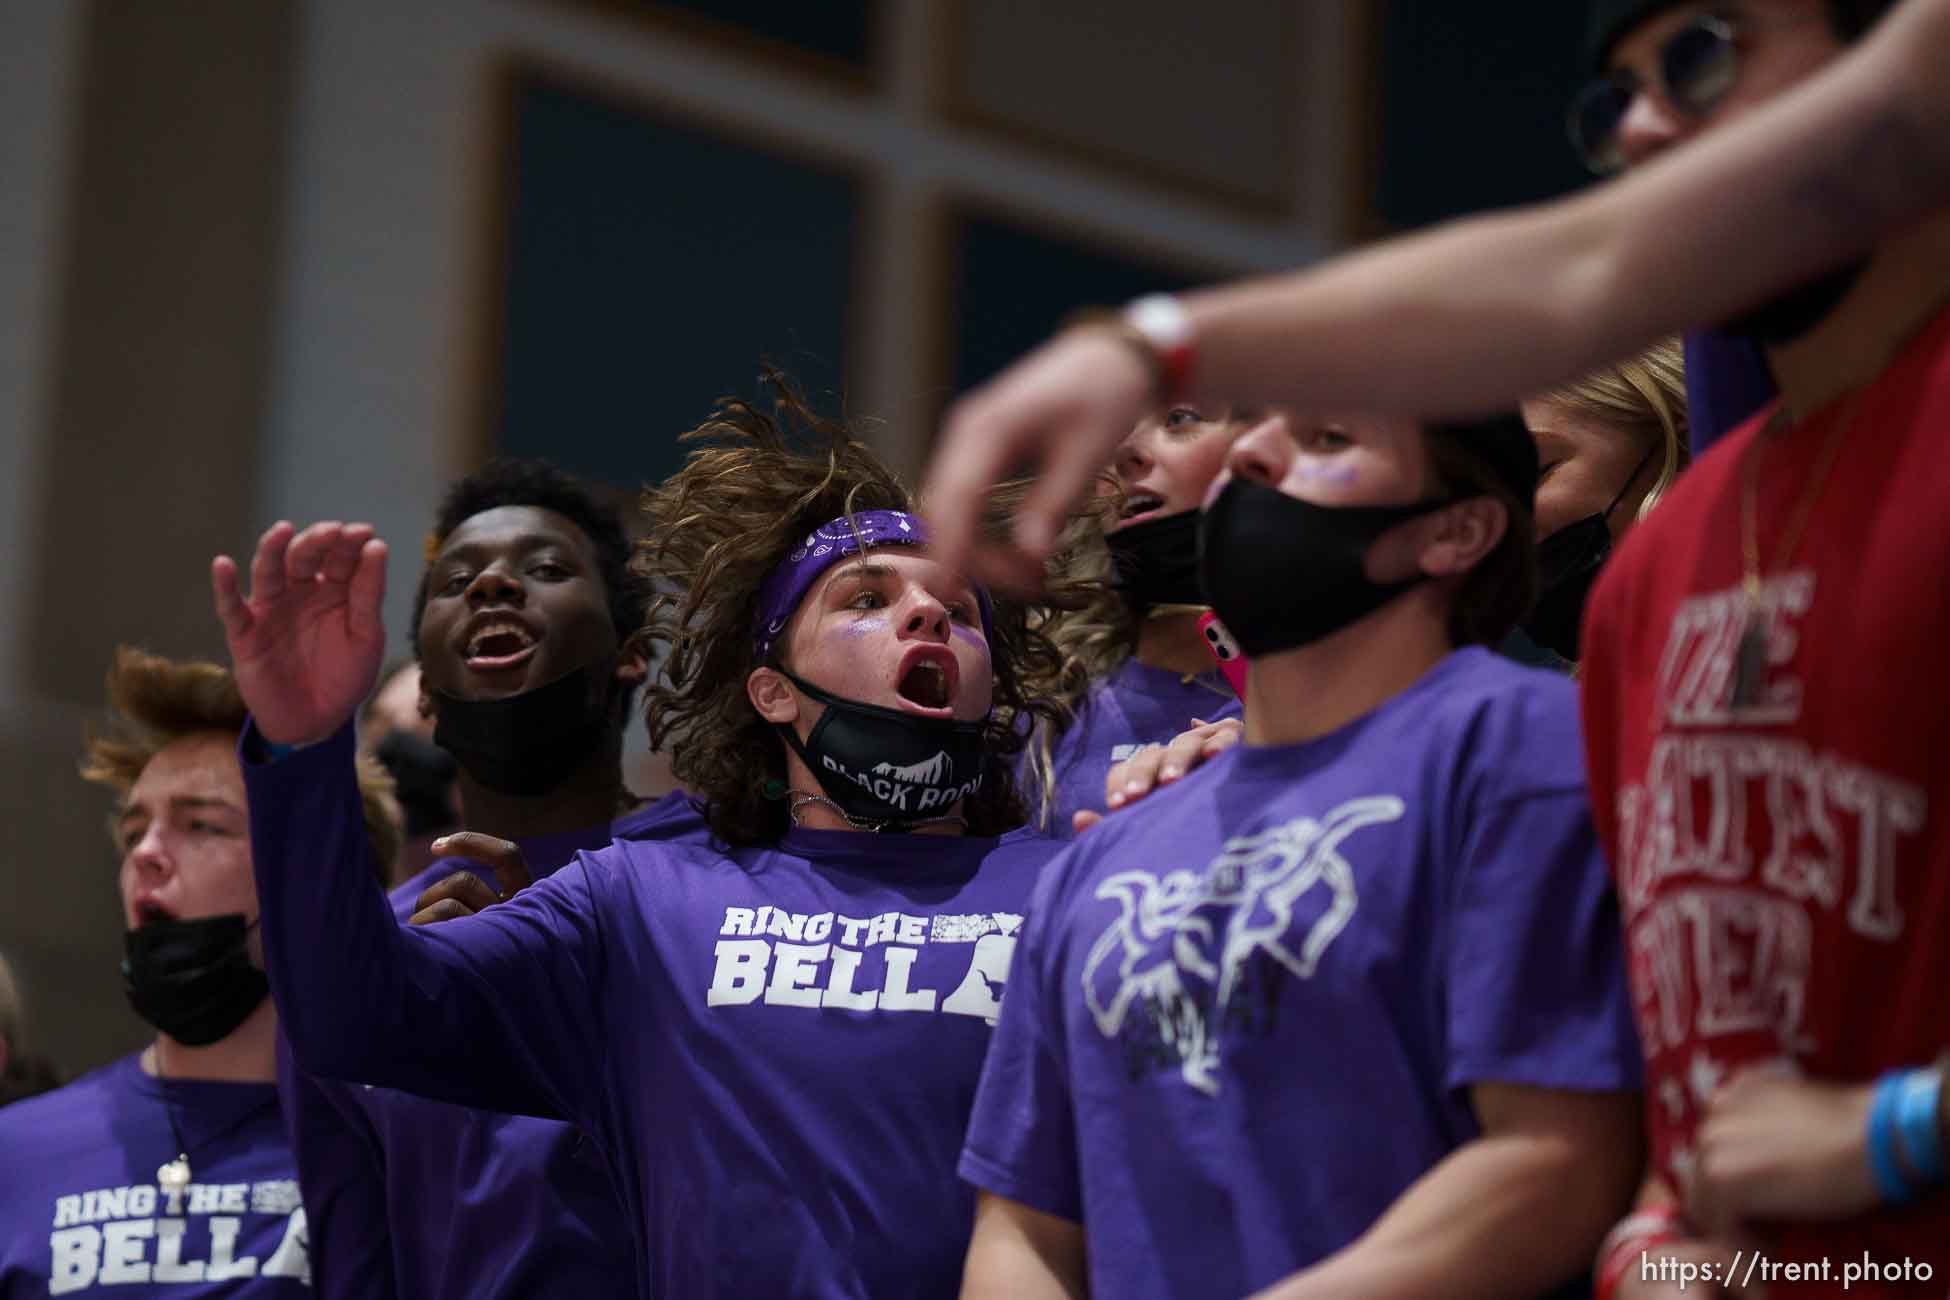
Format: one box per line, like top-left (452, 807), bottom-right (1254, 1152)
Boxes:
top-left (46, 1180), bottom-right (308, 1293)
top-left (707, 907), bottom-right (1020, 1022)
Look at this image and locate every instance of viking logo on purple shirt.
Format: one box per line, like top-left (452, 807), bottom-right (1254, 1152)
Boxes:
top-left (1081, 797), bottom-right (1405, 1094)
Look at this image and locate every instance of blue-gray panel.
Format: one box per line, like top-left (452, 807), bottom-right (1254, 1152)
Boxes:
top-left (499, 75), bottom-right (858, 488)
top-left (951, 212), bottom-right (1196, 399)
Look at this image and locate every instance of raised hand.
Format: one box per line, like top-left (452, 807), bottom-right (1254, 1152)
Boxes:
top-left (925, 329), bottom-right (1152, 593)
top-left (212, 520), bottom-right (389, 746)
top-left (407, 833), bottom-right (536, 925)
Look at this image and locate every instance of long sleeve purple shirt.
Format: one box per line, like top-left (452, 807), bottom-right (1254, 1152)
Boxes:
top-left (244, 723), bottom-right (1059, 1298)
top-left (277, 793), bottom-right (704, 1300)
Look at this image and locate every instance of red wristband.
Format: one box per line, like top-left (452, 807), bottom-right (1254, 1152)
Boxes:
top-left (1594, 1207), bottom-right (1685, 1300)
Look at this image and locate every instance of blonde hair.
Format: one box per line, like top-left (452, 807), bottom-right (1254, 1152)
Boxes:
top-left (1540, 338), bottom-right (1690, 521)
top-left (80, 647), bottom-right (402, 881)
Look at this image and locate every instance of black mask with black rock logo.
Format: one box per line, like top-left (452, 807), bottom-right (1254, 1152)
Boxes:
top-left (1522, 450), bottom-right (1653, 662)
top-left (431, 664), bottom-right (613, 798)
top-left (372, 730), bottom-right (459, 838)
top-left (122, 914), bottom-right (269, 1047)
top-left (1196, 478), bottom-right (1457, 658)
top-left (774, 668), bottom-right (988, 830)
top-left (1106, 509), bottom-right (1205, 612)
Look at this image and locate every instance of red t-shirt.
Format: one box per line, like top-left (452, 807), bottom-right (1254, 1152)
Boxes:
top-left (1582, 306), bottom-right (1950, 1294)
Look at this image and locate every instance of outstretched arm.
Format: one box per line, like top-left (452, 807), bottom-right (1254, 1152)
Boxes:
top-left (218, 522), bottom-right (609, 1122)
top-left (924, 0), bottom-right (1950, 580)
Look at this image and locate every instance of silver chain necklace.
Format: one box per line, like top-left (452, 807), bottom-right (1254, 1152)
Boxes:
top-left (786, 792), bottom-right (968, 835)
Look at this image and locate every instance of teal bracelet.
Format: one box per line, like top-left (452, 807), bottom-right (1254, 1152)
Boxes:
top-left (1893, 1068), bottom-right (1946, 1186)
top-left (1869, 1071), bottom-right (1920, 1204)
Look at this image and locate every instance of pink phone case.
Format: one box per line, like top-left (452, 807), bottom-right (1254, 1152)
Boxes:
top-left (1197, 611), bottom-right (1248, 700)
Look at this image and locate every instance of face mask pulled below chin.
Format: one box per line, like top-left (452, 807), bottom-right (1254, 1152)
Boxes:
top-left (431, 664), bottom-right (610, 798)
top-left (1106, 509), bottom-right (1205, 612)
top-left (1196, 478), bottom-right (1453, 658)
top-left (122, 914), bottom-right (269, 1047)
top-left (775, 669), bottom-right (988, 829)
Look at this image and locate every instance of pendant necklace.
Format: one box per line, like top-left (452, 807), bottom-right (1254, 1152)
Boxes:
top-left (1732, 397), bottom-right (1856, 709)
top-left (151, 1051), bottom-right (281, 1193)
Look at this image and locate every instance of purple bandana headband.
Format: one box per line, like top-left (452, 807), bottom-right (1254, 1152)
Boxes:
top-left (752, 509), bottom-right (993, 662)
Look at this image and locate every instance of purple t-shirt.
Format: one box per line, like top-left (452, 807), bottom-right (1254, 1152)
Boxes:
top-left (1029, 658), bottom-right (1242, 836)
top-left (280, 792), bottom-right (704, 1299)
top-left (243, 724), bottom-right (1061, 1298)
top-left (0, 1054), bottom-right (309, 1297)
top-left (961, 648), bottom-right (1641, 1299)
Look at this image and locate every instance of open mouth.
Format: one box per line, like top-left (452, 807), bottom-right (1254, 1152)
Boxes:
top-left (1114, 492), bottom-right (1166, 528)
top-left (896, 654), bottom-right (956, 713)
top-left (462, 617), bottom-right (539, 672)
top-left (134, 900), bottom-right (175, 926)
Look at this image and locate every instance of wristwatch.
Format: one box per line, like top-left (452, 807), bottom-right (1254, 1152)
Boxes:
top-left (1073, 294), bottom-right (1197, 407)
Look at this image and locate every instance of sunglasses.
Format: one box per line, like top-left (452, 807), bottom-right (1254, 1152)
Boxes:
top-left (1567, 12), bottom-right (1743, 175)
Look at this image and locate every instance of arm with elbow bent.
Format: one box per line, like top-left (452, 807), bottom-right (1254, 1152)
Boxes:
top-left (960, 1192), bottom-right (1087, 1300)
top-left (218, 521), bottom-right (604, 1122)
top-left (924, 0), bottom-right (1950, 576)
top-left (1248, 1083), bottom-right (1643, 1300)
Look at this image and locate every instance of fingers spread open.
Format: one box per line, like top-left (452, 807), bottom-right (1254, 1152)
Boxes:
top-left (318, 524), bottom-right (373, 584)
top-left (286, 521), bottom-right (344, 584)
top-left (211, 556), bottom-right (251, 640)
top-left (250, 521), bottom-right (296, 604)
top-left (348, 538), bottom-right (389, 642)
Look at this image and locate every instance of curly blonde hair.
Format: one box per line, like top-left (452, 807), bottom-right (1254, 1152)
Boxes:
top-left (1540, 338), bottom-right (1690, 523)
top-left (636, 375), bottom-right (1082, 846)
top-left (81, 647), bottom-right (402, 883)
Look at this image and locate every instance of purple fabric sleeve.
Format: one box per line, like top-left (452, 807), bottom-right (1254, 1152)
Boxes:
top-left (1443, 786), bottom-right (1643, 1095)
top-left (1683, 329), bottom-right (1776, 457)
top-left (956, 868), bottom-right (1082, 1221)
top-left (276, 1033), bottom-right (396, 1300)
top-left (243, 720), bottom-right (608, 1124)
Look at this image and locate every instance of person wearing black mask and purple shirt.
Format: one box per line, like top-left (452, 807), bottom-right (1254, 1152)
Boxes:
top-left (273, 458), bottom-right (703, 1300)
top-left (215, 389), bottom-right (1073, 1297)
top-left (0, 647), bottom-right (398, 1297)
top-left (959, 414), bottom-right (1643, 1300)
top-left (1025, 405), bottom-right (1259, 833)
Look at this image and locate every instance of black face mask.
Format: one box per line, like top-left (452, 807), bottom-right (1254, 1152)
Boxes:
top-left (1197, 478), bottom-right (1456, 658)
top-left (1106, 509), bottom-right (1205, 612)
top-left (1721, 260), bottom-right (1868, 346)
top-left (431, 664), bottom-right (612, 798)
top-left (122, 915), bottom-right (269, 1047)
top-left (372, 730), bottom-right (459, 838)
top-left (775, 669), bottom-right (988, 830)
top-left (1522, 451), bottom-right (1652, 662)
